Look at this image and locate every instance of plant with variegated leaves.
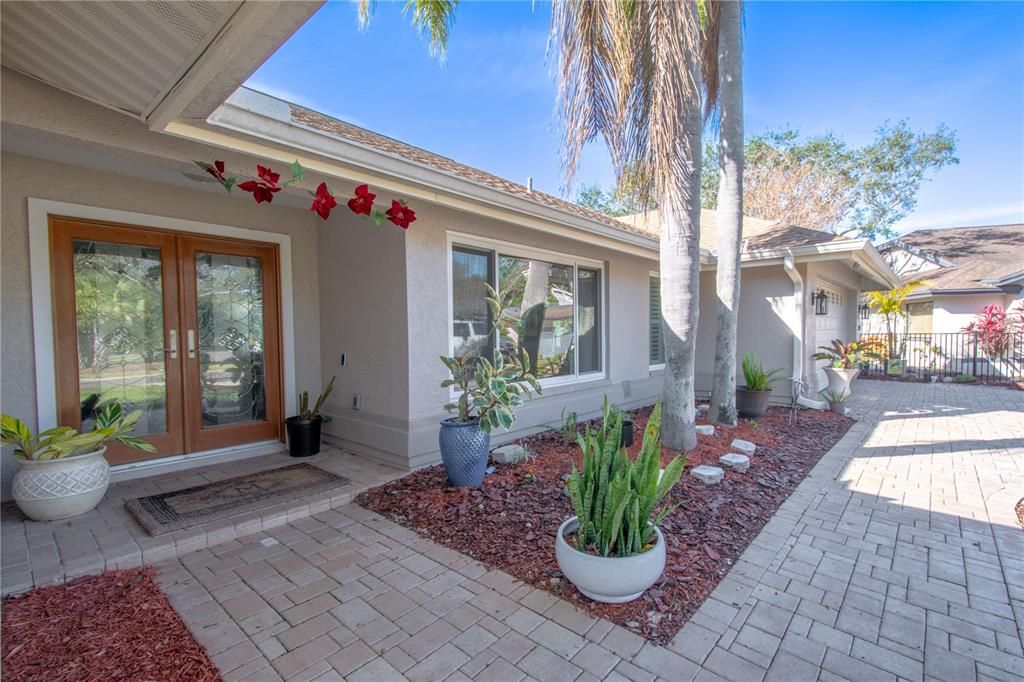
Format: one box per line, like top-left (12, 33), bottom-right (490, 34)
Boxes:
top-left (441, 284), bottom-right (541, 432)
top-left (566, 400), bottom-right (685, 558)
top-left (1, 403), bottom-right (156, 461)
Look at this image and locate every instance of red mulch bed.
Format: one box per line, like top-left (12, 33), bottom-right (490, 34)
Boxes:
top-left (357, 405), bottom-right (854, 644)
top-left (1, 568), bottom-right (220, 682)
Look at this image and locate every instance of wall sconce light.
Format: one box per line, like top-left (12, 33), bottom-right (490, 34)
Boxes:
top-left (859, 303), bottom-right (871, 320)
top-left (813, 289), bottom-right (829, 316)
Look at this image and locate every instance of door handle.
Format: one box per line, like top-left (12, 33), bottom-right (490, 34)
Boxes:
top-left (163, 329), bottom-right (178, 359)
top-left (187, 329), bottom-right (196, 359)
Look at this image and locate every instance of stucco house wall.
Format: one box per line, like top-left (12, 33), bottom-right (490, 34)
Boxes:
top-left (396, 202), bottom-right (662, 469)
top-left (0, 152), bottom-right (325, 496)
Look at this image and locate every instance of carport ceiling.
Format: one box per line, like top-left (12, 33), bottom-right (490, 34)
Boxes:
top-left (1, 0), bottom-right (241, 119)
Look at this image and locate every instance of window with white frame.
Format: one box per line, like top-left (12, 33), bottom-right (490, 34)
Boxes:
top-left (649, 275), bottom-right (664, 367)
top-left (450, 239), bottom-right (603, 382)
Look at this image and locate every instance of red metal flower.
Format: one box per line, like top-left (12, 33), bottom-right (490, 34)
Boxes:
top-left (347, 184), bottom-right (376, 216)
top-left (238, 165), bottom-right (282, 204)
top-left (309, 182), bottom-right (338, 220)
top-left (385, 200), bottom-right (416, 229)
top-left (205, 160), bottom-right (228, 182)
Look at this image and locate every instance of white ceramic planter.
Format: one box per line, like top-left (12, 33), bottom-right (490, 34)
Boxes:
top-left (822, 367), bottom-right (859, 398)
top-left (12, 447), bottom-right (110, 521)
top-left (555, 516), bottom-right (666, 604)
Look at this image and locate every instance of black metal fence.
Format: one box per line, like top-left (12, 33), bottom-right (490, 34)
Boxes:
top-left (857, 332), bottom-right (1024, 383)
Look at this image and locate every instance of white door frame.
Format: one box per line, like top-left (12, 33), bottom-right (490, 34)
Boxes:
top-left (27, 198), bottom-right (297, 450)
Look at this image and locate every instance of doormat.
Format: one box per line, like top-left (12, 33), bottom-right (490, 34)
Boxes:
top-left (125, 464), bottom-right (349, 536)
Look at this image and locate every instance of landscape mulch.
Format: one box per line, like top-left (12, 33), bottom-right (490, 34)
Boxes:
top-left (357, 405), bottom-right (854, 644)
top-left (1, 567), bottom-right (221, 682)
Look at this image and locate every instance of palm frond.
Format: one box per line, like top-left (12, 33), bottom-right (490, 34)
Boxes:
top-left (404, 0), bottom-right (459, 62)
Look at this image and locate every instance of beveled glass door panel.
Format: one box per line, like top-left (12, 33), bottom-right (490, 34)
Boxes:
top-left (180, 237), bottom-right (282, 452)
top-left (51, 219), bottom-right (184, 463)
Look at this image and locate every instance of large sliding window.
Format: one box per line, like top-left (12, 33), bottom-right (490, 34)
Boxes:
top-left (450, 238), bottom-right (604, 383)
top-left (649, 275), bottom-right (665, 367)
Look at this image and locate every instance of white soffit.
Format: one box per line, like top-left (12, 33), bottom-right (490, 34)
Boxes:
top-left (1, 0), bottom-right (241, 119)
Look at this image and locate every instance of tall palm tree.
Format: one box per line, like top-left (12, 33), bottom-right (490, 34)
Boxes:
top-left (553, 1), bottom-right (712, 450)
top-left (357, 0), bottom-right (459, 61)
top-left (708, 1), bottom-right (744, 426)
top-left (362, 0), bottom-right (715, 450)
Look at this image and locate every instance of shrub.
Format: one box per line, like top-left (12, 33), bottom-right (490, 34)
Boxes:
top-left (953, 374), bottom-right (977, 384)
top-left (565, 400), bottom-right (685, 558)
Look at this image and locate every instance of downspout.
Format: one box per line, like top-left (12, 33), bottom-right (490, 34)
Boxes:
top-left (784, 254), bottom-right (826, 410)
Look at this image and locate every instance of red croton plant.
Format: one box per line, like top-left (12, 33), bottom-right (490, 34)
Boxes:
top-left (195, 159), bottom-right (416, 228)
top-left (962, 303), bottom-right (1024, 358)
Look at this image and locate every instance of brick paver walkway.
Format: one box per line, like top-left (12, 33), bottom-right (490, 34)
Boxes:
top-left (155, 382), bottom-right (1023, 681)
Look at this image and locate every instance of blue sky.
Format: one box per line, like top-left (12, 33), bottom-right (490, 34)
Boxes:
top-left (248, 1), bottom-right (1024, 235)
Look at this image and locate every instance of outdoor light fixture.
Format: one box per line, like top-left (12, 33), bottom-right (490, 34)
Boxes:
top-left (859, 303), bottom-right (871, 320)
top-left (813, 289), bottom-right (829, 316)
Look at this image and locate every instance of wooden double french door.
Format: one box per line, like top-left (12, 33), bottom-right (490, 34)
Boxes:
top-left (50, 217), bottom-right (283, 464)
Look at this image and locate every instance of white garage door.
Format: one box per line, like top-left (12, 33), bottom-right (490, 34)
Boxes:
top-left (813, 285), bottom-right (846, 393)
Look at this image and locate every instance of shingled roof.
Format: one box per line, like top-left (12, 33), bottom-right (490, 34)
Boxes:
top-left (289, 105), bottom-right (655, 240)
top-left (288, 101), bottom-right (855, 256)
top-left (620, 209), bottom-right (847, 253)
top-left (882, 224), bottom-right (1024, 293)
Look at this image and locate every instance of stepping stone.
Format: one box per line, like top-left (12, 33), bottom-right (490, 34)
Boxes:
top-left (719, 453), bottom-right (750, 473)
top-left (695, 424), bottom-right (715, 436)
top-left (491, 444), bottom-right (530, 465)
top-left (731, 438), bottom-right (756, 456)
top-left (691, 465), bottom-right (724, 485)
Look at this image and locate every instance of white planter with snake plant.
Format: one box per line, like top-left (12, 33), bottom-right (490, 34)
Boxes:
top-left (2, 404), bottom-right (156, 521)
top-left (558, 400), bottom-right (685, 603)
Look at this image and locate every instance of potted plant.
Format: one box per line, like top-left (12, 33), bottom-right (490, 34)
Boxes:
top-left (2, 403), bottom-right (156, 521)
top-left (812, 339), bottom-right (866, 397)
top-left (558, 400), bottom-right (685, 603)
top-left (821, 389), bottom-right (851, 415)
top-left (736, 352), bottom-right (786, 419)
top-left (440, 285), bottom-right (541, 487)
top-left (285, 376), bottom-right (336, 457)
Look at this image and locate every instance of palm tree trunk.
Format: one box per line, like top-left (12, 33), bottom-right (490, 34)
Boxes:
top-left (659, 5), bottom-right (704, 452)
top-left (709, 0), bottom-right (744, 426)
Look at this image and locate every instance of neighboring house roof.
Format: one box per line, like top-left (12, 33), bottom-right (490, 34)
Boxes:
top-left (619, 208), bottom-right (846, 252)
top-left (880, 224), bottom-right (1024, 295)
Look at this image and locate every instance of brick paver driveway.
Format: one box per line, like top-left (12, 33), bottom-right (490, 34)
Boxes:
top-left (158, 381), bottom-right (1024, 681)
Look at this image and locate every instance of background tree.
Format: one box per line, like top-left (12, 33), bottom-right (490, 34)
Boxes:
top-left (707, 0), bottom-right (743, 426)
top-left (702, 122), bottom-right (958, 239)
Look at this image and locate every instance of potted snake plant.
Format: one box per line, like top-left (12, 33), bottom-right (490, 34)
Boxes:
top-left (285, 376), bottom-right (335, 457)
top-left (736, 352), bottom-right (786, 419)
top-left (440, 284), bottom-right (541, 487)
top-left (558, 399), bottom-right (685, 603)
top-left (2, 403), bottom-right (156, 521)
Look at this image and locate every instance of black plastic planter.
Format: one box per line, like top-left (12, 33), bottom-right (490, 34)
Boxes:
top-left (620, 419), bottom-right (635, 448)
top-left (285, 416), bottom-right (322, 457)
top-left (736, 387), bottom-right (772, 419)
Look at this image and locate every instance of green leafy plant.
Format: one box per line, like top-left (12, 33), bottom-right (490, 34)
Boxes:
top-left (565, 400), bottom-right (685, 558)
top-left (821, 389), bottom-right (851, 403)
top-left (741, 352), bottom-right (786, 392)
top-left (1, 403), bottom-right (157, 461)
top-left (441, 284), bottom-right (542, 432)
top-left (953, 374), bottom-right (977, 384)
top-left (296, 376), bottom-right (336, 421)
top-left (811, 339), bottom-right (871, 369)
top-left (866, 283), bottom-right (922, 357)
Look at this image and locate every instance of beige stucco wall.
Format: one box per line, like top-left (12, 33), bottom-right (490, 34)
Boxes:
top-left (0, 152), bottom-right (323, 495)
